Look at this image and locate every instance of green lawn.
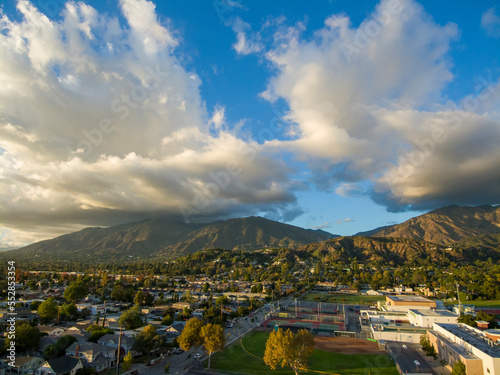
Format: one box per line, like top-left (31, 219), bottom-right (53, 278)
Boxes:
top-left (445, 300), bottom-right (500, 308)
top-left (302, 293), bottom-right (385, 305)
top-left (209, 331), bottom-right (398, 375)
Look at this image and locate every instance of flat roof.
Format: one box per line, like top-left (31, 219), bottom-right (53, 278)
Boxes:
top-left (387, 295), bottom-right (434, 302)
top-left (409, 309), bottom-right (458, 317)
top-left (436, 323), bottom-right (500, 357)
top-left (428, 330), bottom-right (479, 360)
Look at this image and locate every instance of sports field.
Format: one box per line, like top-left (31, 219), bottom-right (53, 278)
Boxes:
top-left (262, 317), bottom-right (342, 335)
top-left (209, 330), bottom-right (398, 375)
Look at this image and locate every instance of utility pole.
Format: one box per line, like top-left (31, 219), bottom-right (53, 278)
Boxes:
top-left (116, 325), bottom-right (123, 375)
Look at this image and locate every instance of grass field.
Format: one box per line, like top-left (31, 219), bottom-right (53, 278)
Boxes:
top-left (302, 293), bottom-right (385, 305)
top-left (445, 300), bottom-right (500, 308)
top-left (209, 331), bottom-right (398, 375)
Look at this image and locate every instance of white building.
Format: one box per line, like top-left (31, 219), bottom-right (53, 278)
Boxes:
top-left (429, 323), bottom-right (500, 375)
top-left (408, 309), bottom-right (458, 328)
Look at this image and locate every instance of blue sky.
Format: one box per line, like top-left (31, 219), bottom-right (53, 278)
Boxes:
top-left (0, 0), bottom-right (499, 248)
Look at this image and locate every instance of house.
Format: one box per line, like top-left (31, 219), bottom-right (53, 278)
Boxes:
top-left (62, 327), bottom-right (91, 343)
top-left (6, 356), bottom-right (45, 375)
top-left (161, 322), bottom-right (185, 342)
top-left (97, 334), bottom-right (135, 355)
top-left (65, 343), bottom-right (116, 372)
top-left (36, 356), bottom-right (83, 375)
top-left (37, 326), bottom-right (66, 337)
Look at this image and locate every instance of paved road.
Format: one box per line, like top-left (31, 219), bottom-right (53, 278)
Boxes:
top-left (136, 303), bottom-right (273, 375)
top-left (344, 305), bottom-right (368, 333)
top-left (387, 342), bottom-right (435, 375)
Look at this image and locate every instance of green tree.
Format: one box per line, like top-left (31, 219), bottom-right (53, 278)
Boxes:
top-left (111, 285), bottom-right (124, 301)
top-left (43, 335), bottom-right (77, 359)
top-left (6, 322), bottom-right (40, 353)
top-left (122, 352), bottom-right (133, 371)
top-left (450, 361), bottom-right (466, 375)
top-left (118, 306), bottom-right (145, 330)
top-left (86, 325), bottom-right (114, 342)
top-left (134, 290), bottom-right (144, 306)
top-left (132, 325), bottom-right (164, 356)
top-left (30, 300), bottom-right (42, 310)
top-left (60, 303), bottom-right (78, 321)
top-left (144, 293), bottom-right (155, 306)
top-left (64, 280), bottom-right (89, 302)
top-left (264, 328), bottom-right (315, 375)
top-left (457, 314), bottom-right (477, 327)
top-left (200, 323), bottom-right (225, 369)
top-left (178, 318), bottom-right (204, 350)
top-left (56, 335), bottom-right (77, 351)
top-left (38, 297), bottom-right (58, 323)
top-left (215, 295), bottom-right (229, 305)
top-left (161, 314), bottom-right (173, 326)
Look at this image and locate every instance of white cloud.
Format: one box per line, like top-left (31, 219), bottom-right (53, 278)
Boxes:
top-left (310, 222), bottom-right (331, 229)
top-left (336, 218), bottom-right (354, 225)
top-left (0, 0), bottom-right (300, 248)
top-left (242, 0), bottom-right (500, 212)
top-left (231, 17), bottom-right (263, 55)
top-left (481, 7), bottom-right (500, 38)
top-left (210, 105), bottom-right (226, 129)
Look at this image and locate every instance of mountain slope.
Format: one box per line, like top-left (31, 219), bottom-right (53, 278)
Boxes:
top-left (4, 216), bottom-right (336, 263)
top-left (299, 236), bottom-right (441, 264)
top-left (157, 216), bottom-right (337, 258)
top-left (368, 205), bottom-right (500, 244)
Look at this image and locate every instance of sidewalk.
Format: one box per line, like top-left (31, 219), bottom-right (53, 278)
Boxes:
top-left (415, 347), bottom-right (451, 375)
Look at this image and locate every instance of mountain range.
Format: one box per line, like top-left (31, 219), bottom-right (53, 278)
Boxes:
top-left (358, 204), bottom-right (500, 244)
top-left (3, 204), bottom-right (500, 264)
top-left (4, 216), bottom-right (336, 263)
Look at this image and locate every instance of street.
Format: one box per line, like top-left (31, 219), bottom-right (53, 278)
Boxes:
top-left (134, 304), bottom-right (272, 375)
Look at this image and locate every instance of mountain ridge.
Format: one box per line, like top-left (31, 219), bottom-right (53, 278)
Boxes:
top-left (4, 216), bottom-right (338, 263)
top-left (363, 204), bottom-right (500, 244)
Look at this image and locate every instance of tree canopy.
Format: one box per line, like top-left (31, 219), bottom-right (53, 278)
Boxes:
top-left (451, 361), bottom-right (466, 375)
top-left (132, 325), bottom-right (164, 355)
top-left (264, 328), bottom-right (315, 375)
top-left (6, 322), bottom-right (41, 353)
top-left (63, 280), bottom-right (89, 302)
top-left (178, 318), bottom-right (204, 350)
top-left (38, 297), bottom-right (58, 323)
top-left (200, 323), bottom-right (225, 369)
top-left (118, 306), bottom-right (145, 330)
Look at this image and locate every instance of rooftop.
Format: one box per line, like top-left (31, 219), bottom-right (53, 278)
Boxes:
top-left (387, 295), bottom-right (433, 303)
top-left (409, 309), bottom-right (457, 317)
top-left (436, 323), bottom-right (500, 357)
top-left (485, 329), bottom-right (500, 336)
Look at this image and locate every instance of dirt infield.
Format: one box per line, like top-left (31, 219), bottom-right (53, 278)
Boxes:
top-left (314, 336), bottom-right (384, 354)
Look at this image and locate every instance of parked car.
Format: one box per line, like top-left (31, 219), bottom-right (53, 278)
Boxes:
top-left (175, 349), bottom-right (184, 354)
top-left (194, 352), bottom-right (201, 359)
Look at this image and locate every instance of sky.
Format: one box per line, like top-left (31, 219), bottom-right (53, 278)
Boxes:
top-left (0, 0), bottom-right (499, 249)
